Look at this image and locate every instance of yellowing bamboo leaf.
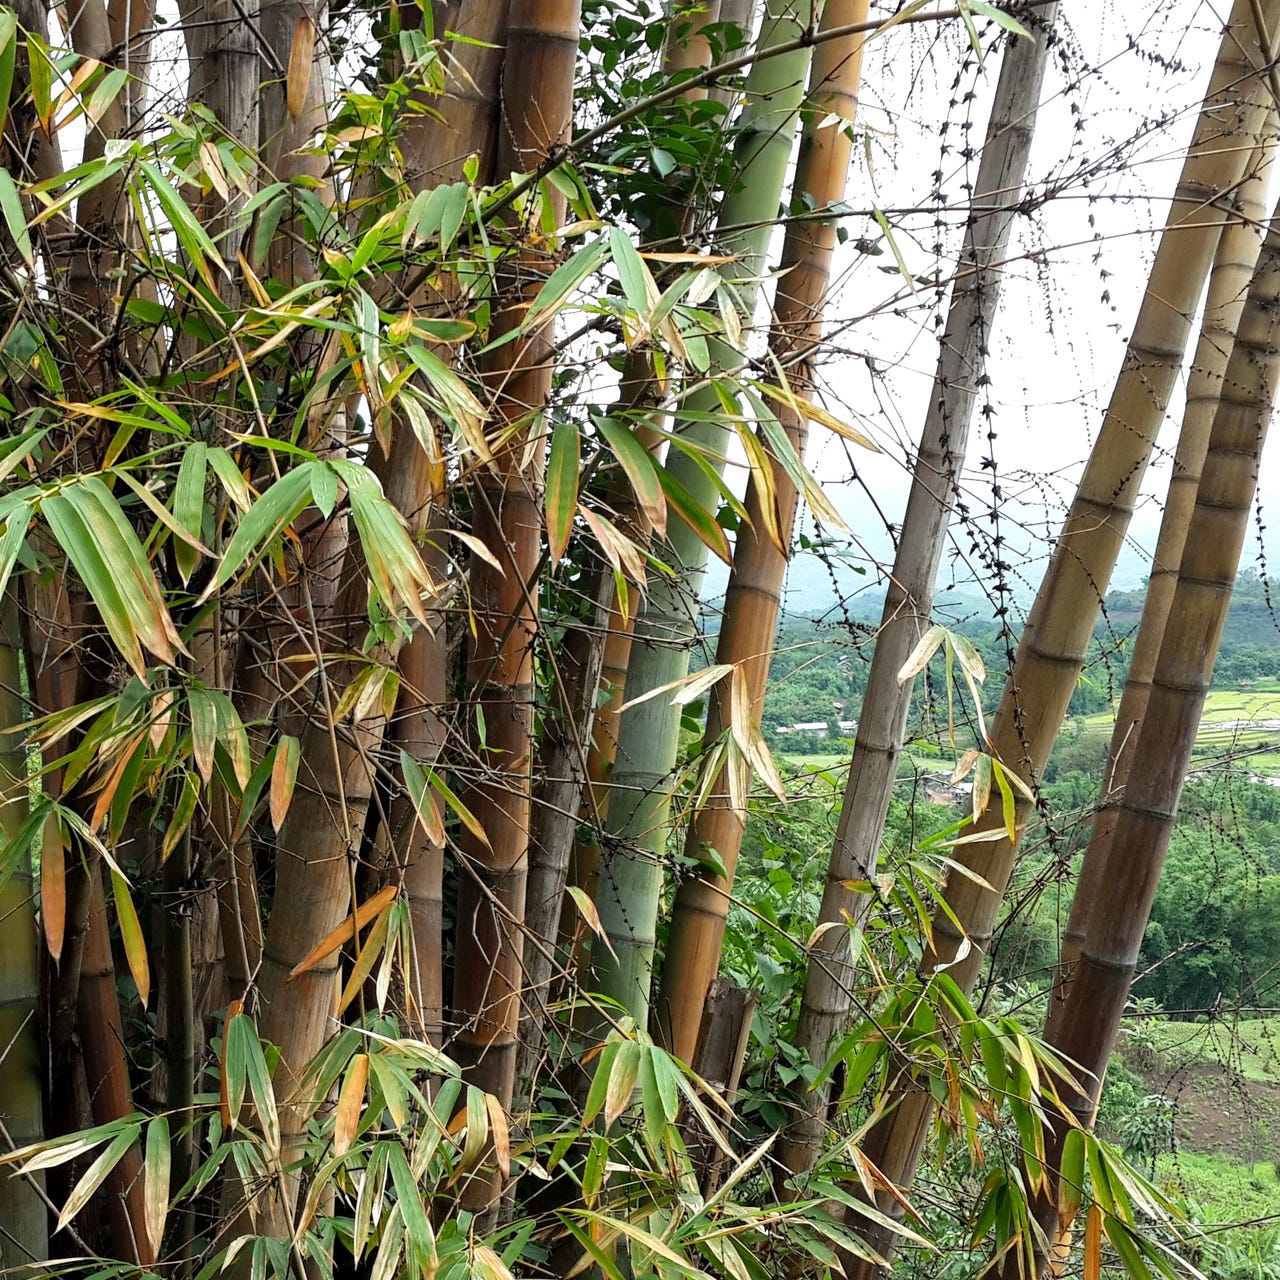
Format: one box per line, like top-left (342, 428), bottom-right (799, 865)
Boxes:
top-left (897, 624), bottom-right (946, 684)
top-left (567, 885), bottom-right (617, 961)
top-left (266, 734), bottom-right (299, 831)
top-left (286, 15), bottom-right (316, 120)
top-left (604, 1040), bottom-right (641, 1131)
top-left (58, 1127), bottom-right (140, 1233)
top-left (143, 1116), bottom-right (170, 1258)
top-left (289, 884), bottom-right (398, 980)
top-left (472, 1245), bottom-right (515, 1280)
top-left (40, 812), bottom-right (66, 963)
top-left (617, 663), bottom-right (733, 714)
top-left (485, 1094), bottom-right (510, 1178)
top-left (111, 868), bottom-right (149, 1006)
top-left (546, 422), bottom-right (580, 562)
top-left (1084, 1203), bottom-right (1102, 1280)
top-left (754, 381), bottom-right (880, 452)
top-left (334, 1053), bottom-right (369, 1156)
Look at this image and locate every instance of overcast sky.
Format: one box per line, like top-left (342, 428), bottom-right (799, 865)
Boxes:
top-left (763, 0), bottom-right (1280, 614)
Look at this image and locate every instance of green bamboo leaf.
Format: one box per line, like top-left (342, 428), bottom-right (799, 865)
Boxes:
top-left (162, 771), bottom-right (200, 862)
top-left (0, 503), bottom-right (30, 603)
top-left (207, 447), bottom-right (251, 509)
top-left (233, 1014), bottom-right (280, 1158)
top-left (608, 227), bottom-right (660, 339)
top-left (43, 478), bottom-right (185, 677)
top-left (0, 168), bottom-right (32, 267)
top-left (111, 868), bottom-right (150, 1006)
top-left (58, 1126), bottom-right (141, 1233)
top-left (172, 440), bottom-right (208, 584)
top-left (139, 161), bottom-right (228, 285)
top-left (969, 0), bottom-right (1032, 38)
top-left (655, 465), bottom-right (730, 565)
top-left (545, 422), bottom-right (579, 561)
top-left (143, 1115), bottom-right (170, 1259)
top-left (524, 236), bottom-right (607, 327)
top-left (198, 462), bottom-right (316, 602)
top-left (596, 415), bottom-right (665, 534)
top-left (387, 1142), bottom-right (437, 1277)
top-left (0, 11), bottom-right (16, 139)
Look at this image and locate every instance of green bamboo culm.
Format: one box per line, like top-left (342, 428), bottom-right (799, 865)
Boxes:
top-left (0, 586), bottom-right (48, 1273)
top-left (591, 0), bottom-right (822, 1024)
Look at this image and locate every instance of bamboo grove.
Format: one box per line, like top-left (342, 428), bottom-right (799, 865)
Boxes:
top-left (0, 1), bottom-right (1277, 1278)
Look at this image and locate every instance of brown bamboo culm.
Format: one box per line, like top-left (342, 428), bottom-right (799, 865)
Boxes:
top-left (782, 0), bottom-right (1061, 1182)
top-left (656, 0), bottom-right (873, 1066)
top-left (1048, 134), bottom-right (1278, 1025)
top-left (1026, 184), bottom-right (1280, 1280)
top-left (451, 1), bottom-right (582, 1168)
top-left (841, 2), bottom-right (1280, 1270)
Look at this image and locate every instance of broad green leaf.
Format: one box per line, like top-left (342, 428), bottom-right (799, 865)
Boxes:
top-left (172, 441), bottom-right (208, 584)
top-left (198, 462), bottom-right (316, 602)
top-left (525, 236), bottom-right (607, 327)
top-left (545, 421), bottom-right (579, 561)
top-left (604, 1039), bottom-right (641, 1130)
top-left (656, 466), bottom-right (730, 565)
top-left (596, 415), bottom-right (665, 535)
top-left (0, 168), bottom-right (32, 266)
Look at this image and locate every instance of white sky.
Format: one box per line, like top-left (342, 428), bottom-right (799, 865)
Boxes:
top-left (769, 0), bottom-right (1280, 612)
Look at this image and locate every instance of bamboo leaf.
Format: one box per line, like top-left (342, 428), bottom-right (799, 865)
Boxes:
top-left (969, 1), bottom-right (1032, 37)
top-left (41, 812), bottom-right (65, 963)
top-left (399, 749), bottom-right (445, 847)
top-left (335, 907), bottom-right (391, 1015)
top-left (0, 168), bottom-right (32, 267)
top-left (546, 421), bottom-right (580, 561)
top-left (111, 868), bottom-right (150, 1006)
top-left (566, 885), bottom-right (617, 961)
top-left (0, 11), bottom-right (16, 139)
top-left (143, 1115), bottom-right (170, 1258)
top-left (485, 1093), bottom-right (511, 1178)
top-left (333, 1054), bottom-right (368, 1156)
top-left (162, 771), bottom-right (200, 862)
top-left (286, 14), bottom-right (316, 119)
top-left (525, 237), bottom-right (607, 327)
top-left (656, 465), bottom-right (730, 564)
top-left (595, 415), bottom-right (665, 535)
top-left (289, 884), bottom-right (398, 980)
top-left (269, 734), bottom-right (300, 831)
top-left (897, 624), bottom-right (946, 684)
top-left (617, 663), bottom-right (733, 714)
top-left (58, 1126), bottom-right (141, 1233)
top-left (604, 1040), bottom-right (641, 1130)
top-left (198, 462), bottom-right (316, 601)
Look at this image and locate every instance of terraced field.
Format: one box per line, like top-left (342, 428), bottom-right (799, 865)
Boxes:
top-left (1083, 682), bottom-right (1280, 779)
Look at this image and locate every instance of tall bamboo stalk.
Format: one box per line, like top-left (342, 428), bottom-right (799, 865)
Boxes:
top-left (1049, 139), bottom-right (1277, 1018)
top-left (79, 866), bottom-right (153, 1265)
top-left (1026, 186), bottom-right (1280, 1280)
top-left (592, 0), bottom-right (820, 1026)
top-left (0, 588), bottom-right (47, 1272)
top-left (841, 3), bottom-right (1280, 1269)
top-left (450, 0), bottom-right (582, 1127)
top-left (782, 0), bottom-right (1060, 1180)
top-left (656, 0), bottom-right (872, 1066)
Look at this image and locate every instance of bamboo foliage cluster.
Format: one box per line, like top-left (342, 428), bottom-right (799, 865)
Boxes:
top-left (0, 1), bottom-right (1275, 1278)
